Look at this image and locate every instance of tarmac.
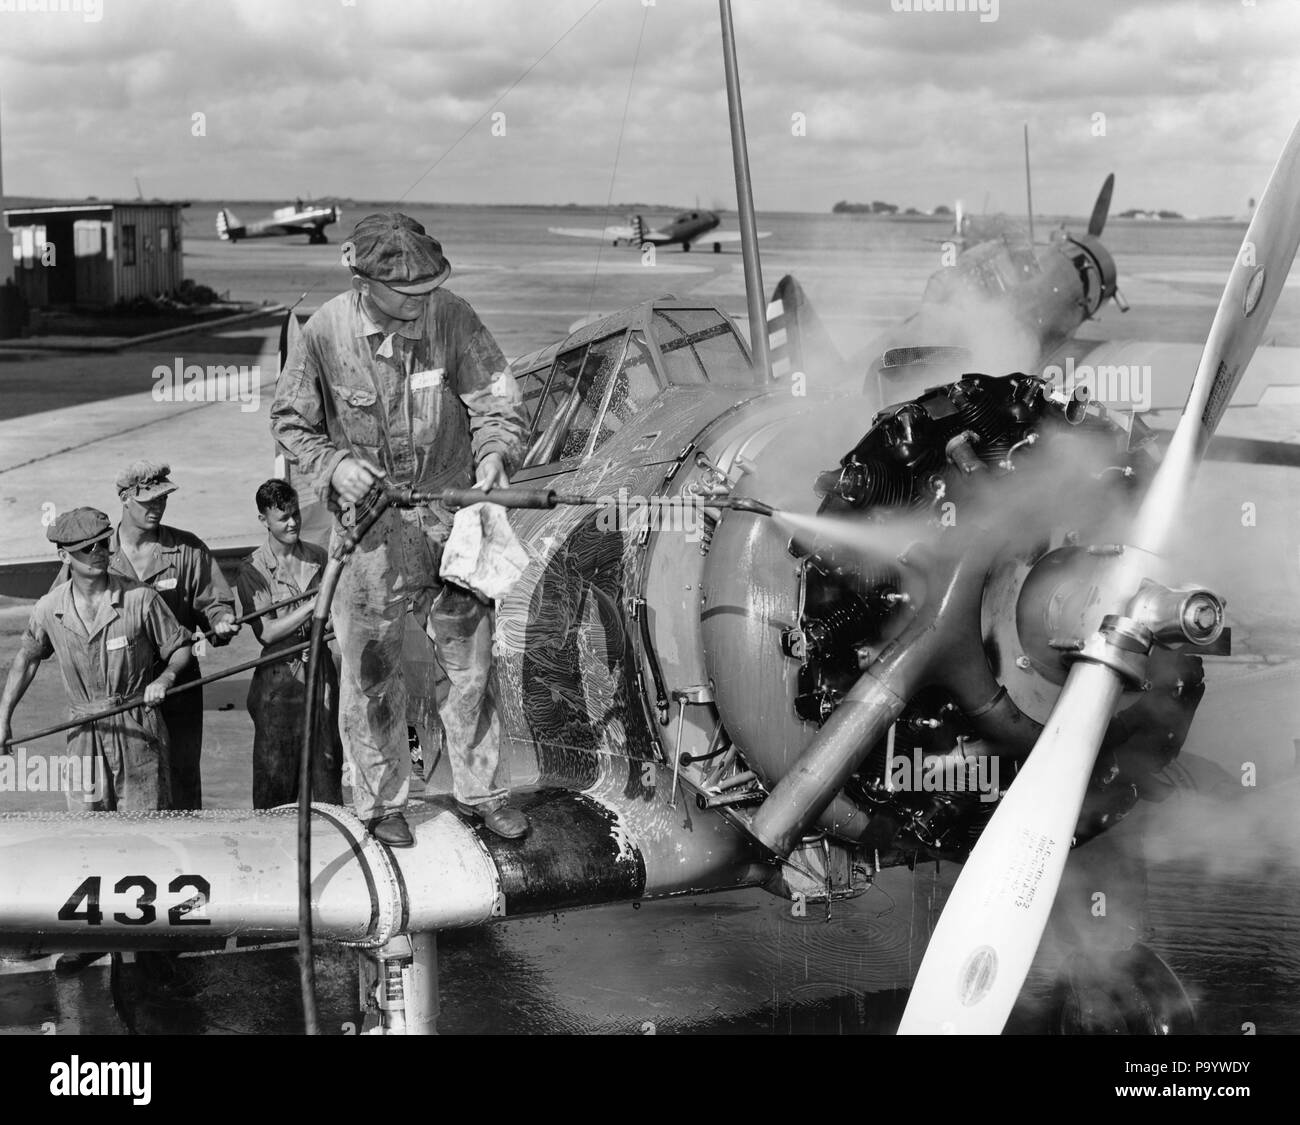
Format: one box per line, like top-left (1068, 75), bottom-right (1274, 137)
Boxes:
top-left (2, 225), bottom-right (1299, 788)
top-left (1, 220), bottom-right (1299, 1033)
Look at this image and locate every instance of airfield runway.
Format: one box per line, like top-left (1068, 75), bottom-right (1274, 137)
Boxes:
top-left (1, 208), bottom-right (1299, 1033)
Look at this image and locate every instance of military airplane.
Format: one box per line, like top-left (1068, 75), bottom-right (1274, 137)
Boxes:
top-left (2, 6), bottom-right (1299, 1039)
top-left (766, 173), bottom-right (1126, 397)
top-left (217, 201), bottom-right (342, 244)
top-left (549, 208), bottom-right (770, 253)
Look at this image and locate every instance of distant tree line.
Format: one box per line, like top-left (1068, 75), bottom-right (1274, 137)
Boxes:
top-left (1118, 208), bottom-right (1184, 220)
top-left (832, 201), bottom-right (952, 216)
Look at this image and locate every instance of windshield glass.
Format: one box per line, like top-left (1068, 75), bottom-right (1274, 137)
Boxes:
top-left (651, 309), bottom-right (752, 386)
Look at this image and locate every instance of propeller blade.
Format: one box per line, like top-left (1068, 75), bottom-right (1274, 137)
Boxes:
top-left (1087, 172), bottom-right (1115, 237)
top-left (898, 663), bottom-right (1124, 1033)
top-left (899, 117), bottom-right (1300, 1036)
top-left (1127, 117), bottom-right (1300, 559)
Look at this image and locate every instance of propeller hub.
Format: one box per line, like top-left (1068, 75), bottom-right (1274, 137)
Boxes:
top-left (1127, 579), bottom-right (1226, 647)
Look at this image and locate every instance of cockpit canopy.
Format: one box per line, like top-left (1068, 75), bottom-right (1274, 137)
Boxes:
top-left (509, 300), bottom-right (753, 469)
top-left (922, 235), bottom-right (1039, 306)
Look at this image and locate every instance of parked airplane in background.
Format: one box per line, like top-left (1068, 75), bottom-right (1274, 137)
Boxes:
top-left (549, 208), bottom-right (769, 252)
top-left (766, 173), bottom-right (1127, 393)
top-left (216, 200), bottom-right (342, 244)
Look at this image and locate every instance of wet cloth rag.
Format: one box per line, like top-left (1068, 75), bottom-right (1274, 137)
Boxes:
top-left (439, 502), bottom-right (530, 601)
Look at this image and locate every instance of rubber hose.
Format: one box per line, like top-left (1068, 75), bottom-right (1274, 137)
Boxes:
top-left (299, 492), bottom-right (392, 1034)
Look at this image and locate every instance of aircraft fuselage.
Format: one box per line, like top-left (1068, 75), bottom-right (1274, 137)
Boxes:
top-left (865, 228), bottom-right (1119, 391)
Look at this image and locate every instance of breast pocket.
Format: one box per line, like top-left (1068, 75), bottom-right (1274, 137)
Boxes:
top-left (329, 382), bottom-right (383, 449)
top-left (409, 372), bottom-right (447, 445)
top-left (105, 632), bottom-right (150, 687)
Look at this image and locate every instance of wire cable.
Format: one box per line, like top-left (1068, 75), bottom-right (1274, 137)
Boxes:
top-left (584, 2), bottom-right (652, 320)
top-left (281, 0), bottom-right (612, 313)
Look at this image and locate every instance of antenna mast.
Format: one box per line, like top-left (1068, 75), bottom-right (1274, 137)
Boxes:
top-left (1023, 122), bottom-right (1035, 245)
top-left (718, 0), bottom-right (770, 382)
top-left (0, 89), bottom-right (11, 285)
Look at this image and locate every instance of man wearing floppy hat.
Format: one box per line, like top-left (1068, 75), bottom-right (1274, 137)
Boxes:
top-left (0, 507), bottom-right (192, 812)
top-left (107, 460), bottom-right (239, 810)
top-left (270, 212), bottom-right (529, 847)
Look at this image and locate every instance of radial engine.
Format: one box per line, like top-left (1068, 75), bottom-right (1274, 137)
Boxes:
top-left (692, 371), bottom-right (1213, 867)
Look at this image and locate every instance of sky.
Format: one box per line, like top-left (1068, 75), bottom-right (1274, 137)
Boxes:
top-left (1, 0), bottom-right (1298, 218)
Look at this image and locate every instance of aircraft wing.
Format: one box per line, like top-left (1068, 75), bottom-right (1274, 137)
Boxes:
top-left (1044, 339), bottom-right (1300, 414)
top-left (548, 224), bottom-right (636, 242)
top-left (272, 216), bottom-right (332, 233)
top-left (688, 230), bottom-right (770, 244)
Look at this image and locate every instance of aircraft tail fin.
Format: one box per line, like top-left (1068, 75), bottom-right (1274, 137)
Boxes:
top-left (277, 306), bottom-right (301, 376)
top-left (270, 305), bottom-right (333, 539)
top-left (766, 274), bottom-right (843, 380)
top-left (216, 208), bottom-right (239, 241)
top-left (274, 306), bottom-right (301, 476)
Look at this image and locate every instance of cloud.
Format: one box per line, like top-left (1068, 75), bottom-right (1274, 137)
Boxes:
top-left (0, 0), bottom-right (1296, 214)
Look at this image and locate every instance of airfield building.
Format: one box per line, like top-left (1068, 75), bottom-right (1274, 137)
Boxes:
top-left (4, 199), bottom-right (188, 309)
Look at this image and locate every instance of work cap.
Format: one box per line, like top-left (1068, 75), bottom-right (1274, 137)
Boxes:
top-left (47, 507), bottom-right (112, 551)
top-left (346, 212), bottom-right (452, 294)
top-left (116, 460), bottom-right (179, 502)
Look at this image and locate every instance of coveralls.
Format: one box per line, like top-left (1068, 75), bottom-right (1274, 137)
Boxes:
top-left (269, 289), bottom-right (526, 823)
top-left (105, 525), bottom-right (236, 810)
top-left (236, 539), bottom-right (345, 808)
top-left (19, 576), bottom-right (190, 811)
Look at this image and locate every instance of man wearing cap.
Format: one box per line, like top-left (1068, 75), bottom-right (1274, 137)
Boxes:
top-left (0, 508), bottom-right (192, 812)
top-left (107, 461), bottom-right (239, 810)
top-left (270, 212), bottom-right (528, 847)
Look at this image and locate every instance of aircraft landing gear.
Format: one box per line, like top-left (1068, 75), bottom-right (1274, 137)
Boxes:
top-left (682, 241), bottom-right (691, 251)
top-left (309, 230), bottom-right (329, 245)
top-left (713, 242), bottom-right (722, 253)
top-left (357, 932), bottom-right (439, 1035)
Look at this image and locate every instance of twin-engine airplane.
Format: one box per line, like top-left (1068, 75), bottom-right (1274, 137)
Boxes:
top-left (216, 201), bottom-right (342, 244)
top-left (2, 5), bottom-right (1298, 1038)
top-left (549, 208), bottom-right (769, 253)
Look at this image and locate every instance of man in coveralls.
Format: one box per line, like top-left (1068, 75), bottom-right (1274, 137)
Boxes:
top-left (109, 461), bottom-right (239, 809)
top-left (0, 506), bottom-right (191, 809)
top-left (0, 508), bottom-right (192, 973)
top-left (270, 212), bottom-right (528, 847)
top-left (236, 479), bottom-right (344, 808)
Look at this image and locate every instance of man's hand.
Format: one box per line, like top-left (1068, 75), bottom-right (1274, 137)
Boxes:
top-left (143, 674), bottom-right (174, 707)
top-left (331, 457), bottom-right (378, 505)
top-left (474, 453), bottom-right (510, 493)
top-left (210, 617), bottom-right (240, 645)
